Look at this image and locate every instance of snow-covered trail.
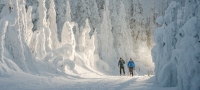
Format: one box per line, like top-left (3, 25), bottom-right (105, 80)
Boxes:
top-left (0, 73), bottom-right (176, 90)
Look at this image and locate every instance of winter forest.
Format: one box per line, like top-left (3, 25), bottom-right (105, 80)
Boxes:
top-left (0, 0), bottom-right (199, 90)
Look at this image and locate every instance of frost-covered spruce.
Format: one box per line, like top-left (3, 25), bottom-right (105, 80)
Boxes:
top-left (152, 0), bottom-right (200, 90)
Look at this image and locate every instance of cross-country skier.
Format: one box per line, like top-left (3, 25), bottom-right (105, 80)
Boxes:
top-left (118, 57), bottom-right (125, 76)
top-left (127, 58), bottom-right (135, 77)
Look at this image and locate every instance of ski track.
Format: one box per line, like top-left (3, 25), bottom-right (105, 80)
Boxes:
top-left (0, 75), bottom-right (177, 90)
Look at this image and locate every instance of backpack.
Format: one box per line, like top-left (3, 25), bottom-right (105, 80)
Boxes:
top-left (128, 61), bottom-right (135, 68)
top-left (119, 60), bottom-right (125, 67)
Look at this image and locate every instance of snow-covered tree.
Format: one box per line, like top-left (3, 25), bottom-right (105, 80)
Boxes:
top-left (152, 0), bottom-right (200, 89)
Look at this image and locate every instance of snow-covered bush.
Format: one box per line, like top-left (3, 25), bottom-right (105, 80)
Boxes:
top-left (152, 0), bottom-right (200, 89)
top-left (152, 1), bottom-right (180, 87)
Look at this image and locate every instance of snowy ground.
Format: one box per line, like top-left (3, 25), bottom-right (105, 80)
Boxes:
top-left (0, 73), bottom-right (176, 90)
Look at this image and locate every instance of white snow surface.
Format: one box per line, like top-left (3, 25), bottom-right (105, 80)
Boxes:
top-left (0, 72), bottom-right (176, 90)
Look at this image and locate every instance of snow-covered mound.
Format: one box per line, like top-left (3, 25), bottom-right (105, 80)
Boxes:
top-left (152, 0), bottom-right (200, 89)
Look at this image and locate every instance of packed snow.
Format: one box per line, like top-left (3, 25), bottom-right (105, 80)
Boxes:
top-left (0, 72), bottom-right (177, 90)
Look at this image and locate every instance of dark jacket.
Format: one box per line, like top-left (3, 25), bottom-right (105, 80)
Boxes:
top-left (118, 60), bottom-right (125, 67)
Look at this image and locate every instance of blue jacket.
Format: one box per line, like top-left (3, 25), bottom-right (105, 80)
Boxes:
top-left (128, 61), bottom-right (135, 68)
